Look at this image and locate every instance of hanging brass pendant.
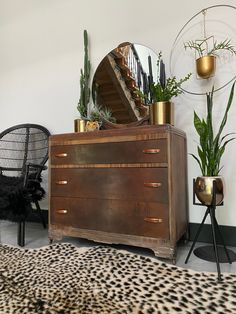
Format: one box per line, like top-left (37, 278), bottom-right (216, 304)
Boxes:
top-left (196, 55), bottom-right (216, 79)
top-left (150, 101), bottom-right (174, 125)
top-left (194, 176), bottom-right (224, 205)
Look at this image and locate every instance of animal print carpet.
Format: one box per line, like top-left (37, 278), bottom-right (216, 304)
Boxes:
top-left (0, 243), bottom-right (235, 314)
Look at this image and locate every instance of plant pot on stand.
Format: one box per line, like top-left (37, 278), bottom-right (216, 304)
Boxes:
top-left (185, 81), bottom-right (236, 281)
top-left (194, 176), bottom-right (224, 205)
top-left (185, 177), bottom-right (236, 282)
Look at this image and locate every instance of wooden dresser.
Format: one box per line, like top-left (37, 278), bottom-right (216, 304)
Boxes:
top-left (49, 125), bottom-right (188, 261)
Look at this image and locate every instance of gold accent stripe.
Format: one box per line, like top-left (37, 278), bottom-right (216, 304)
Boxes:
top-left (49, 133), bottom-right (168, 146)
top-left (50, 163), bottom-right (168, 169)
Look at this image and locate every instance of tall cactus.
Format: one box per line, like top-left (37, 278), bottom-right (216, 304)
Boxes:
top-left (77, 30), bottom-right (91, 118)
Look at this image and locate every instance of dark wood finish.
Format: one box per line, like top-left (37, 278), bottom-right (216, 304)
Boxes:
top-left (49, 125), bottom-right (188, 260)
top-left (50, 138), bottom-right (168, 165)
top-left (50, 197), bottom-right (169, 238)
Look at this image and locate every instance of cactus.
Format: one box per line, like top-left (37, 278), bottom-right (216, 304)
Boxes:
top-left (77, 30), bottom-right (91, 118)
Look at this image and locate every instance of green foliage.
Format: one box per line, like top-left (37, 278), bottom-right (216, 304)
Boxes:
top-left (184, 38), bottom-right (236, 58)
top-left (77, 30), bottom-right (91, 118)
top-left (136, 52), bottom-right (191, 103)
top-left (89, 105), bottom-right (116, 123)
top-left (191, 81), bottom-right (236, 176)
top-left (151, 74), bottom-right (192, 102)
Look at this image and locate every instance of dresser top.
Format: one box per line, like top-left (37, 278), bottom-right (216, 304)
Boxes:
top-left (50, 125), bottom-right (186, 146)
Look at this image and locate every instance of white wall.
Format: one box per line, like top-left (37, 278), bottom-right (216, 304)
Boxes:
top-left (1, 0), bottom-right (236, 226)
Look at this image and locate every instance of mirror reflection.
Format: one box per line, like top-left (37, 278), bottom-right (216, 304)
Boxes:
top-left (92, 42), bottom-right (160, 124)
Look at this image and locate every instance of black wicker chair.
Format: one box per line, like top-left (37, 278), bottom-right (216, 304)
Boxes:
top-left (0, 123), bottom-right (50, 246)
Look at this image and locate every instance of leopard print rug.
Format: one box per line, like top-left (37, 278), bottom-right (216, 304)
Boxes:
top-left (0, 243), bottom-right (235, 314)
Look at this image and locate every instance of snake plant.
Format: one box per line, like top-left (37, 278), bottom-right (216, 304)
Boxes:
top-left (191, 81), bottom-right (236, 176)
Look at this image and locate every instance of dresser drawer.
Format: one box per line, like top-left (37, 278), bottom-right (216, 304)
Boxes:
top-left (50, 167), bottom-right (168, 203)
top-left (50, 139), bottom-right (167, 165)
top-left (50, 197), bottom-right (169, 238)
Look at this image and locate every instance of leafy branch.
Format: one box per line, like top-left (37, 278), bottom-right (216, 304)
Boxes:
top-left (184, 38), bottom-right (236, 58)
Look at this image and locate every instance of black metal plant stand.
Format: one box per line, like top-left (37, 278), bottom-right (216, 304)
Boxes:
top-left (185, 179), bottom-right (234, 282)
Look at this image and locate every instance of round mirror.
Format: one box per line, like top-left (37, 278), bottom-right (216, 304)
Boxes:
top-left (92, 42), bottom-right (160, 125)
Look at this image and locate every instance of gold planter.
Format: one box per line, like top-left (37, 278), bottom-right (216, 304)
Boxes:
top-left (150, 101), bottom-right (174, 125)
top-left (74, 119), bottom-right (86, 132)
top-left (196, 55), bottom-right (216, 79)
top-left (194, 176), bottom-right (224, 206)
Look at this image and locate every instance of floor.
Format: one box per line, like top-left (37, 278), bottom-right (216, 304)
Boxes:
top-left (1, 220), bottom-right (236, 274)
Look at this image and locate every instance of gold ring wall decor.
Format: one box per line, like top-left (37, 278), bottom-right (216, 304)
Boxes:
top-left (170, 4), bottom-right (236, 96)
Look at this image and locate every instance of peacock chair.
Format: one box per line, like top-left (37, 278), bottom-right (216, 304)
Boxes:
top-left (0, 123), bottom-right (50, 246)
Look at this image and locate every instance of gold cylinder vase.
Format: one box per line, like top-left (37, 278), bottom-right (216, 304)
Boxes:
top-left (196, 55), bottom-right (216, 79)
top-left (194, 176), bottom-right (224, 206)
top-left (150, 101), bottom-right (174, 125)
top-left (74, 119), bottom-right (86, 132)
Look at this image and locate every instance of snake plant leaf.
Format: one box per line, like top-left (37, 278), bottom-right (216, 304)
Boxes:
top-left (220, 132), bottom-right (236, 144)
top-left (194, 111), bottom-right (205, 136)
top-left (213, 81), bottom-right (235, 148)
top-left (206, 88), bottom-right (214, 145)
top-left (190, 153), bottom-right (204, 174)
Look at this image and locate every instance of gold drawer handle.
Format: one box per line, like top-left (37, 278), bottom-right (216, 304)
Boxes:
top-left (144, 217), bottom-right (163, 223)
top-left (142, 148), bottom-right (160, 154)
top-left (144, 182), bottom-right (162, 188)
top-left (56, 209), bottom-right (68, 214)
top-left (55, 180), bottom-right (68, 185)
top-left (55, 153), bottom-right (68, 158)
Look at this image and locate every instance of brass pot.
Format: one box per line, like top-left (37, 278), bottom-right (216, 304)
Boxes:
top-left (194, 176), bottom-right (224, 206)
top-left (150, 101), bottom-right (174, 125)
top-left (196, 55), bottom-right (216, 79)
top-left (74, 119), bottom-right (86, 132)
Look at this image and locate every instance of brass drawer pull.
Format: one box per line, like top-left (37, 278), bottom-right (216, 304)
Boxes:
top-left (55, 180), bottom-right (68, 185)
top-left (144, 182), bottom-right (162, 188)
top-left (144, 217), bottom-right (163, 223)
top-left (142, 148), bottom-right (160, 154)
top-left (55, 153), bottom-right (68, 158)
top-left (56, 209), bottom-right (68, 214)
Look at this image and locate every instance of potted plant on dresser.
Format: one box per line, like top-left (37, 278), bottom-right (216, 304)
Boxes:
top-left (149, 52), bottom-right (191, 125)
top-left (184, 38), bottom-right (236, 79)
top-left (135, 52), bottom-right (191, 125)
top-left (191, 81), bottom-right (236, 205)
top-left (74, 29), bottom-right (91, 132)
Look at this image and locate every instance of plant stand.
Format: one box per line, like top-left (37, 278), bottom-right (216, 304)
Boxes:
top-left (185, 179), bottom-right (236, 282)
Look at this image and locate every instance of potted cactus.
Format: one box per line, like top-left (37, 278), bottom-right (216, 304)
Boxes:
top-left (74, 30), bottom-right (91, 132)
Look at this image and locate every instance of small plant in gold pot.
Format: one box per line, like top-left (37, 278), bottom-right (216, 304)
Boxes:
top-left (191, 81), bottom-right (236, 205)
top-left (149, 52), bottom-right (191, 125)
top-left (184, 38), bottom-right (236, 79)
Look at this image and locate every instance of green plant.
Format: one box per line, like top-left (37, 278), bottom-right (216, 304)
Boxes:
top-left (89, 105), bottom-right (116, 123)
top-left (191, 81), bottom-right (236, 176)
top-left (184, 38), bottom-right (236, 58)
top-left (77, 30), bottom-right (91, 119)
top-left (136, 52), bottom-right (191, 103)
